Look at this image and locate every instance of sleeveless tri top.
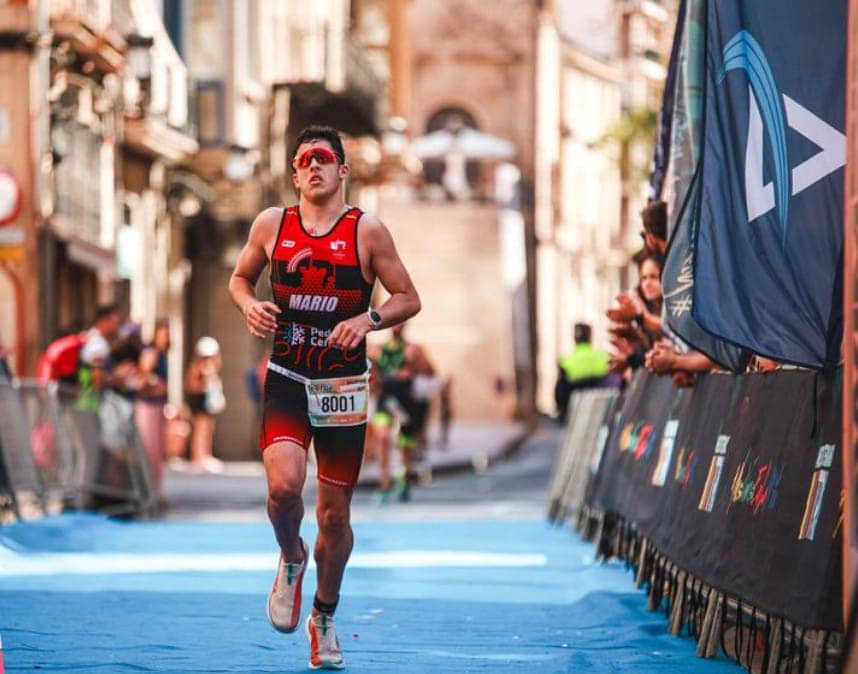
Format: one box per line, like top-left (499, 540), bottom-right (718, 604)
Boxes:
top-left (377, 339), bottom-right (407, 377)
top-left (269, 205), bottom-right (373, 380)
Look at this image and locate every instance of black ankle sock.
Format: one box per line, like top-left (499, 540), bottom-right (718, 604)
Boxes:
top-left (313, 594), bottom-right (339, 615)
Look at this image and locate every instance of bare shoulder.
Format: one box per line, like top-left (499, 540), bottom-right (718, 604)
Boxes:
top-left (357, 211), bottom-right (396, 252)
top-left (249, 207), bottom-right (284, 243)
top-left (357, 211), bottom-right (387, 237)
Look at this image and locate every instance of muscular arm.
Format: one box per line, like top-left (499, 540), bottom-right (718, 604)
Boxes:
top-left (228, 207), bottom-right (282, 338)
top-left (363, 215), bottom-right (421, 329)
top-left (328, 214), bottom-right (421, 350)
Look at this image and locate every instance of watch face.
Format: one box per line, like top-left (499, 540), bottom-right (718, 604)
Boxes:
top-left (369, 310), bottom-right (381, 325)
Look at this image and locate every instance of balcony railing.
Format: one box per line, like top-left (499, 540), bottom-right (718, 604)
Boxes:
top-left (345, 36), bottom-right (383, 103)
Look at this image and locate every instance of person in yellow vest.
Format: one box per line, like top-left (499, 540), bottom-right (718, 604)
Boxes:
top-left (554, 322), bottom-right (609, 422)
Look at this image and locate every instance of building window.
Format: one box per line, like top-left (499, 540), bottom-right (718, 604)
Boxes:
top-left (195, 79), bottom-right (225, 147)
top-left (52, 118), bottom-right (103, 244)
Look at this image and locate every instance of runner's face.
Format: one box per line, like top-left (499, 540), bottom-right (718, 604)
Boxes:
top-left (291, 140), bottom-right (347, 202)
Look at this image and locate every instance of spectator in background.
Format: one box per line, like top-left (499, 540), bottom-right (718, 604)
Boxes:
top-left (0, 329), bottom-right (11, 380)
top-left (245, 350), bottom-right (270, 423)
top-left (89, 329), bottom-right (143, 511)
top-left (554, 323), bottom-right (610, 422)
top-left (645, 339), bottom-right (715, 385)
top-left (135, 320), bottom-right (170, 499)
top-left (76, 304), bottom-right (122, 411)
top-left (439, 377), bottom-right (453, 450)
top-left (608, 252), bottom-right (664, 376)
top-left (641, 199), bottom-right (668, 257)
top-left (185, 336), bottom-right (225, 473)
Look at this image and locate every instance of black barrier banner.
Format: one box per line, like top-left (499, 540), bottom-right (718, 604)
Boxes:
top-left (587, 369), bottom-right (843, 630)
top-left (591, 372), bottom-right (681, 522)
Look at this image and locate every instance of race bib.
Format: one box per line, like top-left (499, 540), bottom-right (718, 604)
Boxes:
top-left (305, 373), bottom-right (369, 427)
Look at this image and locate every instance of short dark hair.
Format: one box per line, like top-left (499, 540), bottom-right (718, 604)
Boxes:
top-left (574, 322), bottom-right (592, 344)
top-left (94, 303), bottom-right (119, 323)
top-left (291, 126), bottom-right (346, 165)
top-left (632, 248), bottom-right (664, 271)
top-left (640, 200), bottom-right (667, 241)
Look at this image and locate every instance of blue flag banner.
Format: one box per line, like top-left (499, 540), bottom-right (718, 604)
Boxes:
top-left (692, 0), bottom-right (847, 368)
top-left (660, 0), bottom-right (751, 371)
top-left (649, 0), bottom-right (686, 201)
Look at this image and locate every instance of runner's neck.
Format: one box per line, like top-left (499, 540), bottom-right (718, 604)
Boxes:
top-left (298, 200), bottom-right (350, 237)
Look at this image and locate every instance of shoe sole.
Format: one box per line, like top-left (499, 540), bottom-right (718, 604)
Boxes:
top-left (266, 540), bottom-right (308, 633)
top-left (305, 616), bottom-right (345, 670)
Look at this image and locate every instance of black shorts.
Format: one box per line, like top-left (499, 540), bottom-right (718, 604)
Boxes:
top-left (380, 378), bottom-right (429, 443)
top-left (187, 392), bottom-right (207, 415)
top-left (260, 370), bottom-right (366, 488)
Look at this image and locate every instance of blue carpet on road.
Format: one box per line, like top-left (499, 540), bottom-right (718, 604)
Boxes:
top-left (0, 514), bottom-right (741, 673)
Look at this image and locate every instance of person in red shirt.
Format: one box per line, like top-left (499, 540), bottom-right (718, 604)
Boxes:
top-left (229, 125), bottom-right (420, 670)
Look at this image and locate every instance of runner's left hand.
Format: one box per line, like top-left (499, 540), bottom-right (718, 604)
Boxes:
top-left (328, 314), bottom-right (371, 351)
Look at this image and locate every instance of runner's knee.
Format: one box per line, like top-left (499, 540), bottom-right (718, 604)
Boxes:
top-left (268, 473), bottom-right (304, 507)
top-left (316, 504), bottom-right (351, 535)
top-left (264, 441), bottom-right (306, 506)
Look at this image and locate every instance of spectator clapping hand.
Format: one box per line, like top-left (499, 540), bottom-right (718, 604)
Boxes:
top-left (606, 292), bottom-right (644, 324)
top-left (645, 340), bottom-right (676, 375)
top-left (609, 338), bottom-right (634, 375)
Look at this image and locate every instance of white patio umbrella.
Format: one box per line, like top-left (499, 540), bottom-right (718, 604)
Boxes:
top-left (411, 127), bottom-right (516, 160)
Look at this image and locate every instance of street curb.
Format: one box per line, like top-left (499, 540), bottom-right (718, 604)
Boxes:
top-left (355, 421), bottom-right (538, 490)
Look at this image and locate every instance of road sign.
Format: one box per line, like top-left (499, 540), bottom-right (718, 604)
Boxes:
top-left (0, 169), bottom-right (21, 227)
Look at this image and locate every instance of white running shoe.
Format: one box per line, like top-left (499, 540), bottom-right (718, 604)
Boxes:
top-left (266, 538), bottom-right (308, 633)
top-left (305, 613), bottom-right (345, 670)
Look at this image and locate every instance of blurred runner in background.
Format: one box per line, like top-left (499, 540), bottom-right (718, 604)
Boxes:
top-left (371, 322), bottom-right (439, 503)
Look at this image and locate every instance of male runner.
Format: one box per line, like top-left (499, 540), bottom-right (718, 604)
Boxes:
top-left (228, 126), bottom-right (420, 669)
top-left (371, 322), bottom-right (437, 502)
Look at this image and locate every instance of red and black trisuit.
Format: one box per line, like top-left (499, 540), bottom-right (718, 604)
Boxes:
top-left (260, 205), bottom-right (373, 487)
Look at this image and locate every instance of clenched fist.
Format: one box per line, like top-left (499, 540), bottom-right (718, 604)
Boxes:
top-left (327, 314), bottom-right (372, 351)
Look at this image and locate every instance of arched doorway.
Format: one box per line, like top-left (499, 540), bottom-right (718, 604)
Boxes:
top-left (423, 107), bottom-right (481, 193)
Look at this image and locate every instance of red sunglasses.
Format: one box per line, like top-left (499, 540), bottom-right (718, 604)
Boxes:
top-left (293, 147), bottom-right (340, 169)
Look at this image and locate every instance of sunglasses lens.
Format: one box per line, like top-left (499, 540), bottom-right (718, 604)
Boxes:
top-left (296, 148), bottom-right (337, 168)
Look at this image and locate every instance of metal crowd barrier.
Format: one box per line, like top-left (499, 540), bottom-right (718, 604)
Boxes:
top-left (0, 378), bottom-right (158, 522)
top-left (547, 387), bottom-right (617, 524)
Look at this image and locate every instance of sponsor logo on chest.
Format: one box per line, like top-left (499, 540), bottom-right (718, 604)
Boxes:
top-left (289, 294), bottom-right (339, 312)
top-left (330, 239), bottom-right (348, 260)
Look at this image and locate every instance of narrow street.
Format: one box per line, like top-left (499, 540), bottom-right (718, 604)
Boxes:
top-left (0, 423), bottom-right (741, 673)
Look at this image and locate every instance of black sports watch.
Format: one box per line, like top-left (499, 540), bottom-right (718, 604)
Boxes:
top-left (367, 309), bottom-right (382, 330)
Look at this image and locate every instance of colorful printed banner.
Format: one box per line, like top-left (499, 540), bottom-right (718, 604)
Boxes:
top-left (588, 369), bottom-right (843, 630)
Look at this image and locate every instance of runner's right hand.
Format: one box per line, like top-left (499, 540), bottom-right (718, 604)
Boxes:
top-left (243, 300), bottom-right (280, 338)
